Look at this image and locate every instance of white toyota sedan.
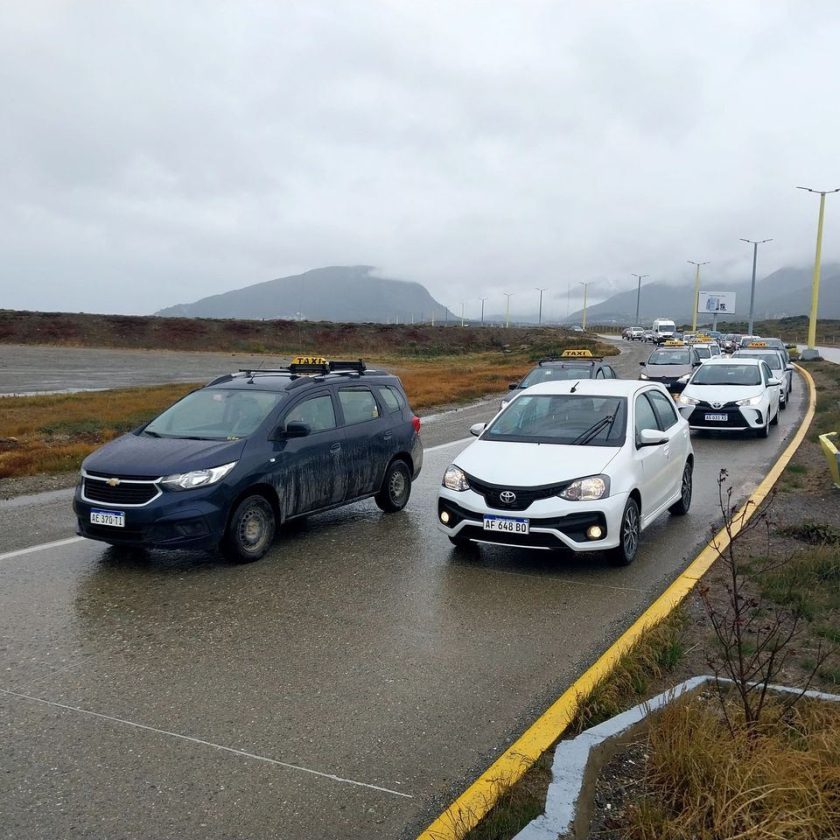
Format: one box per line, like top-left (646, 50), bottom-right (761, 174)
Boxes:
top-left (676, 357), bottom-right (781, 437)
top-left (437, 379), bottom-right (694, 566)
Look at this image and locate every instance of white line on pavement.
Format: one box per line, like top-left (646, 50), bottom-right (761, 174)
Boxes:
top-left (0, 687), bottom-right (413, 799)
top-left (424, 437), bottom-right (473, 454)
top-left (0, 536), bottom-right (85, 562)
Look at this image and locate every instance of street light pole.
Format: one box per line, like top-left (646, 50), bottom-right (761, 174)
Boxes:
top-left (631, 274), bottom-right (648, 325)
top-left (578, 282), bottom-right (591, 331)
top-left (460, 301), bottom-right (465, 327)
top-left (479, 297), bottom-right (486, 325)
top-left (536, 287), bottom-right (548, 325)
top-left (797, 186), bottom-right (840, 357)
top-left (504, 293), bottom-right (513, 328)
top-left (740, 238), bottom-right (773, 335)
top-left (687, 260), bottom-right (710, 332)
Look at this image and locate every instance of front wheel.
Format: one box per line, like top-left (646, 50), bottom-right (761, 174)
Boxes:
top-left (770, 406), bottom-right (779, 426)
top-left (669, 461), bottom-right (693, 516)
top-left (375, 460), bottom-right (412, 513)
top-left (222, 494), bottom-right (276, 563)
top-left (757, 413), bottom-right (770, 438)
top-left (609, 498), bottom-right (641, 566)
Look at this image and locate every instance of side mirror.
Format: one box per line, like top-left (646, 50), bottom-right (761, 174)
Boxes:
top-left (282, 422), bottom-right (311, 438)
top-left (785, 364), bottom-right (794, 372)
top-left (638, 361), bottom-right (645, 366)
top-left (638, 428), bottom-right (667, 447)
top-left (508, 383), bottom-right (519, 390)
top-left (693, 361), bottom-right (701, 367)
top-left (470, 422), bottom-right (486, 437)
top-left (767, 377), bottom-right (781, 387)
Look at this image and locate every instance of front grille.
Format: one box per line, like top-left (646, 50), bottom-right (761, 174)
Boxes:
top-left (696, 400), bottom-right (738, 410)
top-left (688, 407), bottom-right (747, 428)
top-left (466, 475), bottom-right (570, 511)
top-left (83, 477), bottom-right (159, 505)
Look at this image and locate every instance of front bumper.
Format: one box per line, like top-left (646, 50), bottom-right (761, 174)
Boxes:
top-left (678, 404), bottom-right (765, 431)
top-left (74, 483), bottom-right (229, 550)
top-left (437, 489), bottom-right (628, 552)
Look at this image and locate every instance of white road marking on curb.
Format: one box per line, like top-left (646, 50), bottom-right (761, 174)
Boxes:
top-left (424, 437), bottom-right (473, 453)
top-left (0, 687), bottom-right (413, 799)
top-left (0, 536), bottom-right (85, 562)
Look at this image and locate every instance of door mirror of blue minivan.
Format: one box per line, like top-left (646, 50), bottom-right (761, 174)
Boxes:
top-left (281, 422), bottom-right (311, 438)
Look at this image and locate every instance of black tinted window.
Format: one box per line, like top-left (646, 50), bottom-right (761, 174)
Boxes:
top-left (339, 388), bottom-right (381, 425)
top-left (377, 386), bottom-right (401, 412)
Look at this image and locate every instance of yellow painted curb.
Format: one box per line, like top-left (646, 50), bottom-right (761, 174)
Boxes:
top-left (418, 364), bottom-right (817, 840)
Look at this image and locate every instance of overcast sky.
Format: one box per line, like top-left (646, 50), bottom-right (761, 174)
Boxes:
top-left (3, 1), bottom-right (840, 319)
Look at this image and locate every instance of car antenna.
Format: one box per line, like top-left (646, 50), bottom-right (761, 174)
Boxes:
top-left (570, 380), bottom-right (580, 393)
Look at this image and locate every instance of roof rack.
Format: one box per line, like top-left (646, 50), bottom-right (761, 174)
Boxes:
top-left (538, 356), bottom-right (601, 366)
top-left (231, 358), bottom-right (370, 380)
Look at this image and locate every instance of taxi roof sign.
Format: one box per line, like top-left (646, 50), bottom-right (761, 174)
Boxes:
top-left (664, 340), bottom-right (685, 346)
top-left (560, 349), bottom-right (593, 358)
top-left (291, 355), bottom-right (328, 366)
top-left (746, 341), bottom-right (768, 348)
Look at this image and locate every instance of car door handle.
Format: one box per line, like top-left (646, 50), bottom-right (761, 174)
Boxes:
top-left (382, 431), bottom-right (393, 441)
top-left (330, 442), bottom-right (342, 453)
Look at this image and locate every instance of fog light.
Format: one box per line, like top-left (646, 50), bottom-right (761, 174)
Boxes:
top-left (440, 511), bottom-right (450, 524)
top-left (586, 525), bottom-right (603, 540)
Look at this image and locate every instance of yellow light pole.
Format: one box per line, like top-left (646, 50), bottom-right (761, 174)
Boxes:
top-left (504, 293), bottom-right (513, 328)
top-left (687, 260), bottom-right (709, 332)
top-left (797, 186), bottom-right (840, 356)
top-left (578, 282), bottom-right (591, 330)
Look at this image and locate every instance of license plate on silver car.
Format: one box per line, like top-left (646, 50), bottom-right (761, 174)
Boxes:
top-left (483, 515), bottom-right (529, 534)
top-left (704, 413), bottom-right (727, 422)
top-left (90, 509), bottom-right (125, 528)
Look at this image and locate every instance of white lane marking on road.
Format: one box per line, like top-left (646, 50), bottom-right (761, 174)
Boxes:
top-left (0, 686), bottom-right (413, 799)
top-left (424, 437), bottom-right (473, 454)
top-left (0, 536), bottom-right (85, 562)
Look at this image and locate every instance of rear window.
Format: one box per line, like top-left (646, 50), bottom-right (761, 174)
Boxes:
top-left (376, 386), bottom-right (402, 413)
top-left (338, 388), bottom-right (381, 425)
top-left (520, 365), bottom-right (591, 386)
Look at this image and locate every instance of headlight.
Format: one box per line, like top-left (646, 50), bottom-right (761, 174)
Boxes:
top-left (639, 373), bottom-right (649, 380)
top-left (678, 394), bottom-right (699, 406)
top-left (442, 465), bottom-right (470, 492)
top-left (161, 461), bottom-right (237, 491)
top-left (736, 395), bottom-right (763, 407)
top-left (558, 475), bottom-right (610, 501)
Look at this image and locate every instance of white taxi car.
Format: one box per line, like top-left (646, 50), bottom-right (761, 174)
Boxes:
top-left (437, 379), bottom-right (694, 566)
top-left (676, 357), bottom-right (780, 437)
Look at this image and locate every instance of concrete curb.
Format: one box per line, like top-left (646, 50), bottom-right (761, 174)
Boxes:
top-left (514, 677), bottom-right (840, 840)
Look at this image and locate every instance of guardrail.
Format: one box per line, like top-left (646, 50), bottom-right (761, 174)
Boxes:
top-left (819, 432), bottom-right (840, 488)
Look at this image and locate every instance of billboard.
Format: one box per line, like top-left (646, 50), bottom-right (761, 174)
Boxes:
top-left (698, 291), bottom-right (736, 314)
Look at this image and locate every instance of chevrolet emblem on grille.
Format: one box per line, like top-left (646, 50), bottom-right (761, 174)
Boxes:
top-left (106, 477), bottom-right (121, 487)
top-left (499, 490), bottom-right (517, 504)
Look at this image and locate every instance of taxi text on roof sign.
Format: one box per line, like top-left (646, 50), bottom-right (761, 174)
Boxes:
top-left (291, 356), bottom-right (329, 366)
top-left (747, 341), bottom-right (768, 348)
top-left (560, 349), bottom-right (593, 358)
top-left (664, 340), bottom-right (685, 346)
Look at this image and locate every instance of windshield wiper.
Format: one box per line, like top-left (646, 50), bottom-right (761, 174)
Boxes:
top-left (572, 415), bottom-right (614, 445)
top-left (142, 429), bottom-right (162, 438)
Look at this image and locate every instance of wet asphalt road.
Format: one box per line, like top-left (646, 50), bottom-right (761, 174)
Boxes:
top-left (0, 340), bottom-right (807, 840)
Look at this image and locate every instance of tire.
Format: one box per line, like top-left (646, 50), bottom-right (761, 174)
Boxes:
top-left (780, 395), bottom-right (787, 411)
top-left (669, 461), bottom-right (693, 516)
top-left (222, 494), bottom-right (276, 563)
top-left (609, 498), bottom-right (641, 566)
top-left (448, 535), bottom-right (476, 551)
top-left (757, 413), bottom-right (770, 438)
top-left (374, 459), bottom-right (412, 513)
top-left (770, 406), bottom-right (779, 426)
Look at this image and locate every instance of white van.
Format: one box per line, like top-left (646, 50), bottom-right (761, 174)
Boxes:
top-left (652, 318), bottom-right (676, 344)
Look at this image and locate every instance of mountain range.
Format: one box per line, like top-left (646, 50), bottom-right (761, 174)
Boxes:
top-left (564, 264), bottom-right (840, 325)
top-left (156, 266), bottom-right (456, 323)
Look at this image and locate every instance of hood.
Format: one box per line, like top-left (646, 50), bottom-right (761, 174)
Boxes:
top-left (455, 440), bottom-right (621, 486)
top-left (642, 363), bottom-right (693, 378)
top-left (683, 383), bottom-right (764, 404)
top-left (82, 434), bottom-right (247, 478)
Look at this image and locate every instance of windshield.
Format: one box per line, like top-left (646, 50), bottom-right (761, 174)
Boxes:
top-left (520, 365), bottom-right (592, 386)
top-left (143, 388), bottom-right (284, 439)
top-left (484, 394), bottom-right (626, 446)
top-left (691, 364), bottom-right (761, 387)
top-left (656, 322), bottom-right (675, 332)
top-left (734, 352), bottom-right (781, 370)
top-left (648, 350), bottom-right (691, 365)
top-left (694, 346), bottom-right (711, 359)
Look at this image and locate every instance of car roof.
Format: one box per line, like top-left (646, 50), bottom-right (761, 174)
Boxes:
top-left (521, 379), bottom-right (663, 397)
top-left (702, 356), bottom-right (763, 366)
top-left (207, 369), bottom-right (397, 392)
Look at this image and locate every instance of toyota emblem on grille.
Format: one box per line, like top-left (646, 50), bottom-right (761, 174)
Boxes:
top-left (499, 490), bottom-right (517, 504)
top-left (711, 402), bottom-right (723, 410)
top-left (106, 477), bottom-right (121, 487)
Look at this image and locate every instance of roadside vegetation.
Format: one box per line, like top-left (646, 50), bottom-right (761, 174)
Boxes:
top-left (459, 361), bottom-right (839, 840)
top-left (0, 336), bottom-right (615, 480)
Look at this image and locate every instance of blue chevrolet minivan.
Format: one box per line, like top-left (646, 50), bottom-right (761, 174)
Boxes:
top-left (74, 359), bottom-right (423, 562)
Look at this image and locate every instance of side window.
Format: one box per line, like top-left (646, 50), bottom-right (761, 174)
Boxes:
top-left (605, 366), bottom-right (616, 379)
top-left (285, 394), bottom-right (336, 433)
top-left (595, 368), bottom-right (606, 379)
top-left (376, 386), bottom-right (401, 413)
top-left (338, 388), bottom-right (381, 425)
top-left (761, 362), bottom-right (771, 384)
top-left (647, 390), bottom-right (678, 430)
top-left (634, 393), bottom-right (660, 443)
